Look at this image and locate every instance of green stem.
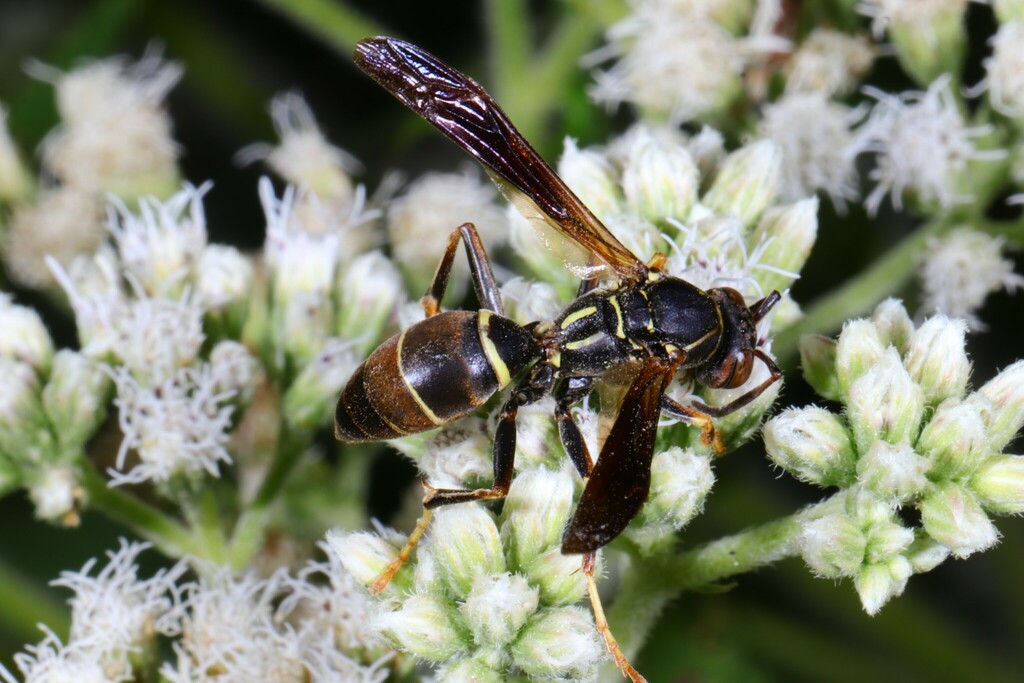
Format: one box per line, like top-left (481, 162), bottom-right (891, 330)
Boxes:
top-left (774, 219), bottom-right (951, 367)
top-left (0, 559), bottom-right (70, 643)
top-left (227, 422), bottom-right (310, 568)
top-left (975, 216), bottom-right (1024, 248)
top-left (79, 462), bottom-right (201, 559)
top-left (253, 0), bottom-right (386, 54)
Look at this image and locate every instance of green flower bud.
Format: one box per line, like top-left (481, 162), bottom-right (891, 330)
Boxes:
top-left (764, 407), bottom-right (857, 488)
top-left (283, 340), bottom-right (359, 430)
top-left (846, 349), bottom-right (925, 452)
top-left (921, 482), bottom-right (1000, 558)
top-left (904, 316), bottom-right (969, 404)
top-left (627, 448), bottom-right (714, 553)
top-left (702, 140), bottom-right (781, 227)
top-left (800, 334), bottom-right (841, 401)
top-left (856, 441), bottom-right (929, 504)
top-left (835, 319), bottom-right (886, 398)
top-left (800, 514), bottom-right (866, 578)
top-left (863, 518), bottom-right (915, 564)
top-left (844, 487), bottom-right (896, 529)
top-left (904, 535), bottom-right (950, 573)
top-left (278, 294), bottom-right (333, 369)
top-left (0, 358), bottom-right (54, 464)
top-left (916, 398), bottom-right (989, 480)
top-left (978, 360), bottom-right (1024, 452)
top-left (558, 138), bottom-right (623, 222)
top-left (459, 572), bottom-right (539, 648)
top-left (750, 197), bottom-right (819, 293)
top-left (41, 351), bottom-right (111, 450)
top-left (27, 465), bottom-right (82, 525)
top-left (854, 557), bottom-right (910, 616)
top-left (885, 0), bottom-right (967, 86)
top-left (336, 250), bottom-right (404, 355)
top-left (0, 104), bottom-right (31, 202)
top-left (971, 455), bottom-right (1024, 514)
top-left (500, 467), bottom-right (574, 569)
top-left (621, 136), bottom-right (699, 223)
top-left (438, 657), bottom-right (504, 683)
top-left (871, 299), bottom-right (915, 355)
top-left (523, 547), bottom-right (588, 607)
top-left (430, 505), bottom-right (505, 597)
top-left (511, 607), bottom-right (603, 680)
top-left (375, 594), bottom-right (468, 661)
top-left (0, 295), bottom-right (54, 376)
top-left (326, 528), bottom-right (411, 595)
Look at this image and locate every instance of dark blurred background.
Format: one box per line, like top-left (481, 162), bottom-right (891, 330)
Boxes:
top-left (0, 1), bottom-right (1021, 681)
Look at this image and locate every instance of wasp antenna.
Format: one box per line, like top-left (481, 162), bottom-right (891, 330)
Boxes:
top-left (750, 290), bottom-right (782, 322)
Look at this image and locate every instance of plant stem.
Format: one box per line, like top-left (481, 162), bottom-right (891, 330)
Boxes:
top-left (0, 559), bottom-right (70, 643)
top-left (79, 461), bottom-right (201, 559)
top-left (254, 0), bottom-right (385, 54)
top-left (227, 422), bottom-right (310, 568)
top-left (773, 219), bottom-right (950, 367)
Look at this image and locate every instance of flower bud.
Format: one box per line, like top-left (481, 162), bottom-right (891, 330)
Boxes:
top-left (0, 103), bottom-right (31, 202)
top-left (916, 398), bottom-right (989, 480)
top-left (846, 349), bottom-right (925, 453)
top-left (799, 514), bottom-right (866, 578)
top-left (0, 295), bottom-right (55, 375)
top-left (750, 197), bottom-right (819, 293)
top-left (621, 136), bottom-right (699, 223)
top-left (835, 319), bottom-right (886, 398)
top-left (702, 140), bottom-right (781, 227)
top-left (499, 278), bottom-right (563, 327)
top-left (920, 482), bottom-right (1000, 558)
top-left (854, 558), bottom-right (910, 616)
top-left (413, 419), bottom-right (492, 489)
top-left (880, 0), bottom-right (967, 86)
top-left (523, 547), bottom-right (588, 606)
top-left (196, 244), bottom-right (253, 335)
top-left (41, 350), bottom-right (111, 449)
top-left (856, 441), bottom-right (929, 504)
top-left (871, 299), bottom-right (915, 355)
top-left (903, 316), bottom-right (969, 404)
top-left (978, 360), bottom-right (1024, 451)
top-left (764, 407), bottom-right (857, 488)
top-left (374, 594), bottom-right (467, 661)
top-left (971, 455), bottom-right (1024, 514)
top-left (429, 505), bottom-right (505, 597)
top-left (557, 138), bottom-right (623, 221)
top-left (642, 448), bottom-right (714, 528)
top-left (282, 339), bottom-right (358, 430)
top-left (335, 250), bottom-right (404, 355)
top-left (0, 358), bottom-right (53, 464)
top-left (863, 518), bottom-right (915, 563)
top-left (438, 657), bottom-right (504, 683)
top-left (510, 606), bottom-right (602, 680)
top-left (500, 467), bottom-right (574, 569)
top-left (799, 334), bottom-right (841, 401)
top-left (507, 206), bottom-right (578, 296)
top-left (459, 572), bottom-right (539, 648)
top-left (844, 487), bottom-right (896, 528)
top-left (27, 465), bottom-right (82, 525)
top-left (326, 528), bottom-right (410, 595)
top-left (209, 341), bottom-right (263, 407)
top-left (904, 535), bottom-right (950, 573)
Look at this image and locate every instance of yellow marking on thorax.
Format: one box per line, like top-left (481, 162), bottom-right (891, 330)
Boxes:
top-left (565, 332), bottom-right (606, 351)
top-left (560, 306), bottom-right (599, 330)
top-left (478, 310), bottom-right (512, 388)
top-left (396, 330), bottom-right (445, 426)
top-left (683, 327), bottom-right (720, 352)
top-left (608, 295), bottom-right (626, 339)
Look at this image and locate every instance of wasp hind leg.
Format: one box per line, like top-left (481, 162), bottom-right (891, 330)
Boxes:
top-left (422, 222), bottom-right (504, 317)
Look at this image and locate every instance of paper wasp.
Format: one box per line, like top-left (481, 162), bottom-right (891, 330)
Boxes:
top-left (336, 36), bottom-right (783, 681)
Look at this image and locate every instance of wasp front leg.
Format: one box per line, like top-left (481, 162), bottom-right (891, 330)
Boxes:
top-left (661, 395), bottom-right (724, 455)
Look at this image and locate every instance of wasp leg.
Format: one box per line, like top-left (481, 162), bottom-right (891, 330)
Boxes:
top-left (553, 377), bottom-right (596, 478)
top-left (370, 506), bottom-right (434, 595)
top-left (691, 350), bottom-right (783, 417)
top-left (582, 552), bottom-right (646, 683)
top-left (661, 395), bottom-right (724, 455)
top-left (423, 363), bottom-right (554, 507)
top-left (422, 222), bottom-right (504, 317)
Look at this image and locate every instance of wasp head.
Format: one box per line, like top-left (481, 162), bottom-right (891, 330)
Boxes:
top-left (696, 288), bottom-right (780, 389)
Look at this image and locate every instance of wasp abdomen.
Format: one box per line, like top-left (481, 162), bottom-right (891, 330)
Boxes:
top-left (335, 310), bottom-right (537, 442)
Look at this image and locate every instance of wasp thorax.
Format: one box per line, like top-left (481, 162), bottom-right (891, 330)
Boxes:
top-left (696, 287), bottom-right (759, 389)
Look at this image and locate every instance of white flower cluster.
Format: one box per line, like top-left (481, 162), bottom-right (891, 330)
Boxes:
top-left (764, 300), bottom-right (1024, 613)
top-left (1, 541), bottom-right (393, 683)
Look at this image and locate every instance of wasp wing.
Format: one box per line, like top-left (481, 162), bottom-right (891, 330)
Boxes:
top-left (354, 36), bottom-right (647, 285)
top-left (561, 359), bottom-right (674, 554)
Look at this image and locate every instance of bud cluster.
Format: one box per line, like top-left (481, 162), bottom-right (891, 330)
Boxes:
top-left (765, 299), bottom-right (1024, 613)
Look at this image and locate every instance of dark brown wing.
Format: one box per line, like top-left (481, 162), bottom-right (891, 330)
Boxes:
top-left (561, 359), bottom-right (673, 554)
top-left (354, 36), bottom-right (648, 285)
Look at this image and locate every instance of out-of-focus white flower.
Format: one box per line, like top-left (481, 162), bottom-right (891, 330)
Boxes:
top-left (209, 340), bottom-right (263, 405)
top-left (760, 92), bottom-right (864, 206)
top-left (918, 228), bottom-right (1023, 329)
top-left (500, 278), bottom-right (564, 326)
top-left (262, 179), bottom-right (341, 301)
top-left (335, 250), bottom-right (405, 354)
top-left (108, 184), bottom-right (209, 297)
top-left (702, 139), bottom-right (782, 227)
top-left (0, 358), bottom-right (52, 465)
top-left (27, 465), bottom-right (82, 525)
top-left (590, 1), bottom-right (781, 124)
top-left (115, 292), bottom-right (206, 383)
top-left (851, 76), bottom-right (1005, 215)
top-left (42, 350), bottom-right (111, 450)
top-left (0, 294), bottom-right (55, 375)
top-left (859, 0), bottom-right (968, 85)
top-left (282, 338), bottom-right (361, 430)
top-left (32, 50), bottom-right (181, 198)
top-left (387, 170), bottom-right (506, 292)
top-left (196, 244), bottom-right (253, 316)
top-left (785, 29), bottom-right (874, 96)
top-left (4, 186), bottom-right (106, 290)
top-left (558, 137), bottom-right (624, 221)
top-left (0, 102), bottom-right (31, 201)
top-left (751, 197), bottom-right (819, 294)
top-left (110, 364), bottom-right (235, 485)
top-left (0, 628), bottom-right (120, 683)
top-left (983, 20), bottom-right (1024, 117)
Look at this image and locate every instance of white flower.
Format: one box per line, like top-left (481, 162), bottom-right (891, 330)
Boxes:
top-left (983, 20), bottom-right (1024, 116)
top-left (27, 465), bottom-right (82, 524)
top-left (851, 76), bottom-right (1005, 215)
top-left (917, 228), bottom-right (1023, 329)
top-left (4, 186), bottom-right (105, 290)
top-left (785, 29), bottom-right (874, 96)
top-left (107, 184), bottom-right (209, 297)
top-left (499, 277), bottom-right (564, 326)
top-left (0, 294), bottom-right (55, 374)
top-left (196, 244), bottom-right (254, 312)
top-left (110, 364), bottom-right (235, 485)
top-left (760, 92), bottom-right (864, 206)
top-left (209, 340), bottom-right (263, 404)
top-left (0, 628), bottom-right (120, 683)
